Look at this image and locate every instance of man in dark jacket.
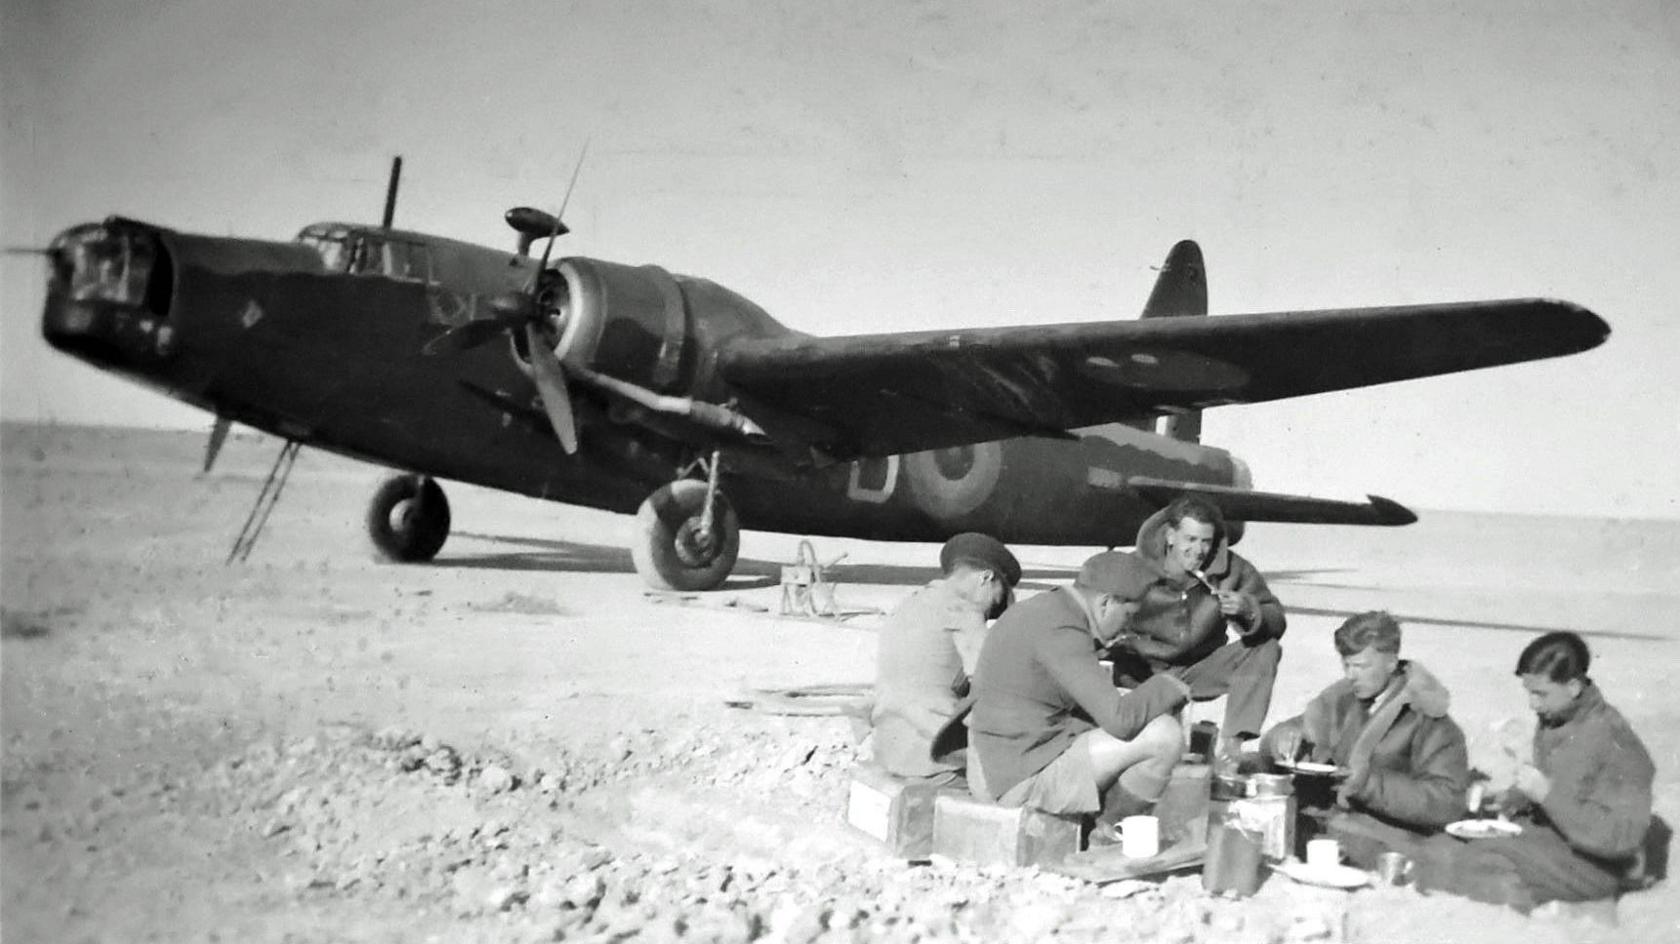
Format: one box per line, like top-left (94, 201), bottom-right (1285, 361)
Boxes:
top-left (1260, 611), bottom-right (1470, 868)
top-left (968, 551), bottom-right (1191, 817)
top-left (1112, 497), bottom-right (1286, 750)
top-left (1443, 631), bottom-right (1656, 912)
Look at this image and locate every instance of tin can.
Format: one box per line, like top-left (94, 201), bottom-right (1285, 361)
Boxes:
top-left (1376, 851), bottom-right (1413, 886)
top-left (1238, 774), bottom-right (1296, 861)
top-left (1202, 814), bottom-right (1264, 897)
top-left (1203, 773), bottom-right (1263, 896)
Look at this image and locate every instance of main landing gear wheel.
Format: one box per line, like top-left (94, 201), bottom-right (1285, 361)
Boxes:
top-left (632, 479), bottom-right (740, 592)
top-left (367, 474), bottom-right (451, 562)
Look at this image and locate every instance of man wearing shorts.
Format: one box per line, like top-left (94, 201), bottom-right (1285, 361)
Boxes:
top-left (968, 551), bottom-right (1190, 817)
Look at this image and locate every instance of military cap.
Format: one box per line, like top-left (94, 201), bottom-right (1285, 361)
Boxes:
top-left (1075, 551), bottom-right (1155, 601)
top-left (939, 532), bottom-right (1022, 587)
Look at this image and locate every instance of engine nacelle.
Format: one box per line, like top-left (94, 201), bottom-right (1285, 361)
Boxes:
top-left (537, 258), bottom-right (686, 393)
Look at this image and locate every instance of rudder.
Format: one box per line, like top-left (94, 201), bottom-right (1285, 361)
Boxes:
top-left (1141, 240), bottom-right (1207, 442)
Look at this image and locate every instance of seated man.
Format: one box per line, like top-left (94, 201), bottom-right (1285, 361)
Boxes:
top-left (1260, 611), bottom-right (1469, 868)
top-left (869, 532), bottom-right (1021, 785)
top-left (967, 551), bottom-right (1190, 820)
top-left (1113, 497), bottom-right (1285, 753)
top-left (1440, 631), bottom-right (1656, 913)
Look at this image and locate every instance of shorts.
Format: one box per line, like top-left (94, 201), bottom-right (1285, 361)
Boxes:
top-left (968, 740), bottom-right (1101, 815)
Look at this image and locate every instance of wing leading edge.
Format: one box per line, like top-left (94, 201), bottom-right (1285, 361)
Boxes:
top-left (719, 298), bottom-right (1608, 458)
top-left (1127, 477), bottom-right (1417, 527)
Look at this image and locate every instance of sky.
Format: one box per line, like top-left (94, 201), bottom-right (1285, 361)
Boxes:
top-left (2, 0), bottom-right (1677, 519)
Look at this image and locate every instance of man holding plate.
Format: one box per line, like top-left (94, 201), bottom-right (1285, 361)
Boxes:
top-left (1442, 631), bottom-right (1657, 912)
top-left (1259, 611), bottom-right (1471, 868)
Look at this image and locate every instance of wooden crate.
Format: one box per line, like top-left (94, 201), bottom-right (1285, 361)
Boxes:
top-left (844, 764), bottom-right (957, 859)
top-left (1153, 763), bottom-right (1212, 845)
top-left (931, 792), bottom-right (1083, 867)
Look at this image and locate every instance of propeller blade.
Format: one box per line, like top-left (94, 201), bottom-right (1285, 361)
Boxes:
top-left (520, 141), bottom-right (590, 284)
top-left (3, 246), bottom-right (53, 255)
top-left (525, 323), bottom-right (578, 454)
top-left (202, 416), bottom-right (232, 474)
top-left (422, 314), bottom-right (528, 356)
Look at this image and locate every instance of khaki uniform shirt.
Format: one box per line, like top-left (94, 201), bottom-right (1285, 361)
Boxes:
top-left (870, 580), bottom-right (987, 778)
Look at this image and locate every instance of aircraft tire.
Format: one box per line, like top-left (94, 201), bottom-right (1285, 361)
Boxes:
top-left (631, 479), bottom-right (740, 592)
top-left (367, 474), bottom-right (451, 562)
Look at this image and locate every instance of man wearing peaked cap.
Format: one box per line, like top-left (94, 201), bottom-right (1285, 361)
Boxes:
top-left (869, 533), bottom-right (1022, 784)
top-left (939, 532), bottom-right (1023, 589)
top-left (966, 550), bottom-right (1190, 819)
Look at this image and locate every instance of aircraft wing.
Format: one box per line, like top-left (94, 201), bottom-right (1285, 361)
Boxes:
top-left (1126, 477), bottom-right (1417, 526)
top-left (718, 298), bottom-right (1607, 458)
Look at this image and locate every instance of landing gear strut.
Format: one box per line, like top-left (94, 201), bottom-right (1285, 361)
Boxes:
top-left (632, 451), bottom-right (740, 591)
top-left (367, 473), bottom-right (452, 562)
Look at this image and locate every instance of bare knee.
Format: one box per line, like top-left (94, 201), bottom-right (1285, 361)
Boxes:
top-left (1138, 715), bottom-right (1183, 766)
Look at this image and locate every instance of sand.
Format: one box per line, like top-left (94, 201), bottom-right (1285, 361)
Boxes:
top-left (2, 423), bottom-right (1675, 943)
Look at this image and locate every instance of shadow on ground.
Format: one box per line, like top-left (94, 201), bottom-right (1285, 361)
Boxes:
top-left (1285, 605), bottom-right (1665, 641)
top-left (444, 532), bottom-right (780, 588)
top-left (445, 532), bottom-right (1077, 590)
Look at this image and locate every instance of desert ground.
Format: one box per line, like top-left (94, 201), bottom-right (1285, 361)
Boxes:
top-left (3, 423), bottom-right (1676, 944)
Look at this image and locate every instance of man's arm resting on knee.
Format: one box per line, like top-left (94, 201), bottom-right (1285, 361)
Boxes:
top-left (1040, 631), bottom-right (1190, 740)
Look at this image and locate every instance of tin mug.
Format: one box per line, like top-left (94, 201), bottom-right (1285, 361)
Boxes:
top-left (1376, 851), bottom-right (1412, 886)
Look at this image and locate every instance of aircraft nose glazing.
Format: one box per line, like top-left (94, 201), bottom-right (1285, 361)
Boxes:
top-left (40, 222), bottom-right (177, 368)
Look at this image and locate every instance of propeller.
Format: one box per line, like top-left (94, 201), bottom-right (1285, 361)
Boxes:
top-left (420, 307), bottom-right (529, 355)
top-left (525, 323), bottom-right (578, 453)
top-left (426, 143), bottom-right (590, 451)
top-left (514, 146), bottom-right (588, 452)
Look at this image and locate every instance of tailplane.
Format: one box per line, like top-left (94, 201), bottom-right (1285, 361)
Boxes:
top-left (1142, 240), bottom-right (1207, 443)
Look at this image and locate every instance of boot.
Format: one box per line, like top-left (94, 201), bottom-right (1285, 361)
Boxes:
top-left (1090, 782), bottom-right (1155, 847)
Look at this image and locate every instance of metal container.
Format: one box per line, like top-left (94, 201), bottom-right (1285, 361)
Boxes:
top-left (1210, 773), bottom-right (1247, 802)
top-left (1202, 813), bottom-right (1264, 897)
top-left (1237, 774), bottom-right (1296, 861)
top-left (1376, 851), bottom-right (1413, 886)
top-left (1203, 774), bottom-right (1263, 896)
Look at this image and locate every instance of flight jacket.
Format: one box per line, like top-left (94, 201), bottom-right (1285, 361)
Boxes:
top-left (1262, 660), bottom-right (1469, 829)
top-left (1529, 682), bottom-right (1654, 862)
top-left (1126, 506), bottom-right (1286, 668)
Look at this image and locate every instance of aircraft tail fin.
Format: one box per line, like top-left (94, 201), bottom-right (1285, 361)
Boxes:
top-left (1141, 240), bottom-right (1207, 442)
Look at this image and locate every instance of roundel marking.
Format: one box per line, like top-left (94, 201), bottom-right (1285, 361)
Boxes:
top-left (903, 441), bottom-right (1005, 520)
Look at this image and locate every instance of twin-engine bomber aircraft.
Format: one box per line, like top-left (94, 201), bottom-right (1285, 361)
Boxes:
top-left (35, 162), bottom-right (1609, 589)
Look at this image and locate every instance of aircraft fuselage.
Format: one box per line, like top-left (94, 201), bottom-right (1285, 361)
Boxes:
top-left (40, 215), bottom-right (1251, 557)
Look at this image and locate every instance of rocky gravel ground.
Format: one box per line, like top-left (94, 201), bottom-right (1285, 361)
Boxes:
top-left (4, 694), bottom-right (1378, 944)
top-left (4, 426), bottom-right (1675, 943)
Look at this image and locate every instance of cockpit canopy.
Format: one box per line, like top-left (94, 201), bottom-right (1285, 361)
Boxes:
top-left (295, 224), bottom-right (434, 282)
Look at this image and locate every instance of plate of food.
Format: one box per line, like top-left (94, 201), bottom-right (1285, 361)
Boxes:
top-left (1272, 858), bottom-right (1371, 889)
top-left (1280, 759), bottom-right (1341, 776)
top-left (1446, 819), bottom-right (1522, 840)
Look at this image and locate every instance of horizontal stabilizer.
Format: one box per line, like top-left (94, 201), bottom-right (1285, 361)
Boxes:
top-left (1128, 476), bottom-right (1417, 526)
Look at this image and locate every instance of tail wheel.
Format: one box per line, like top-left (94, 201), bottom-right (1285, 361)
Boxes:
top-left (367, 474), bottom-right (451, 562)
top-left (632, 479), bottom-right (739, 591)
